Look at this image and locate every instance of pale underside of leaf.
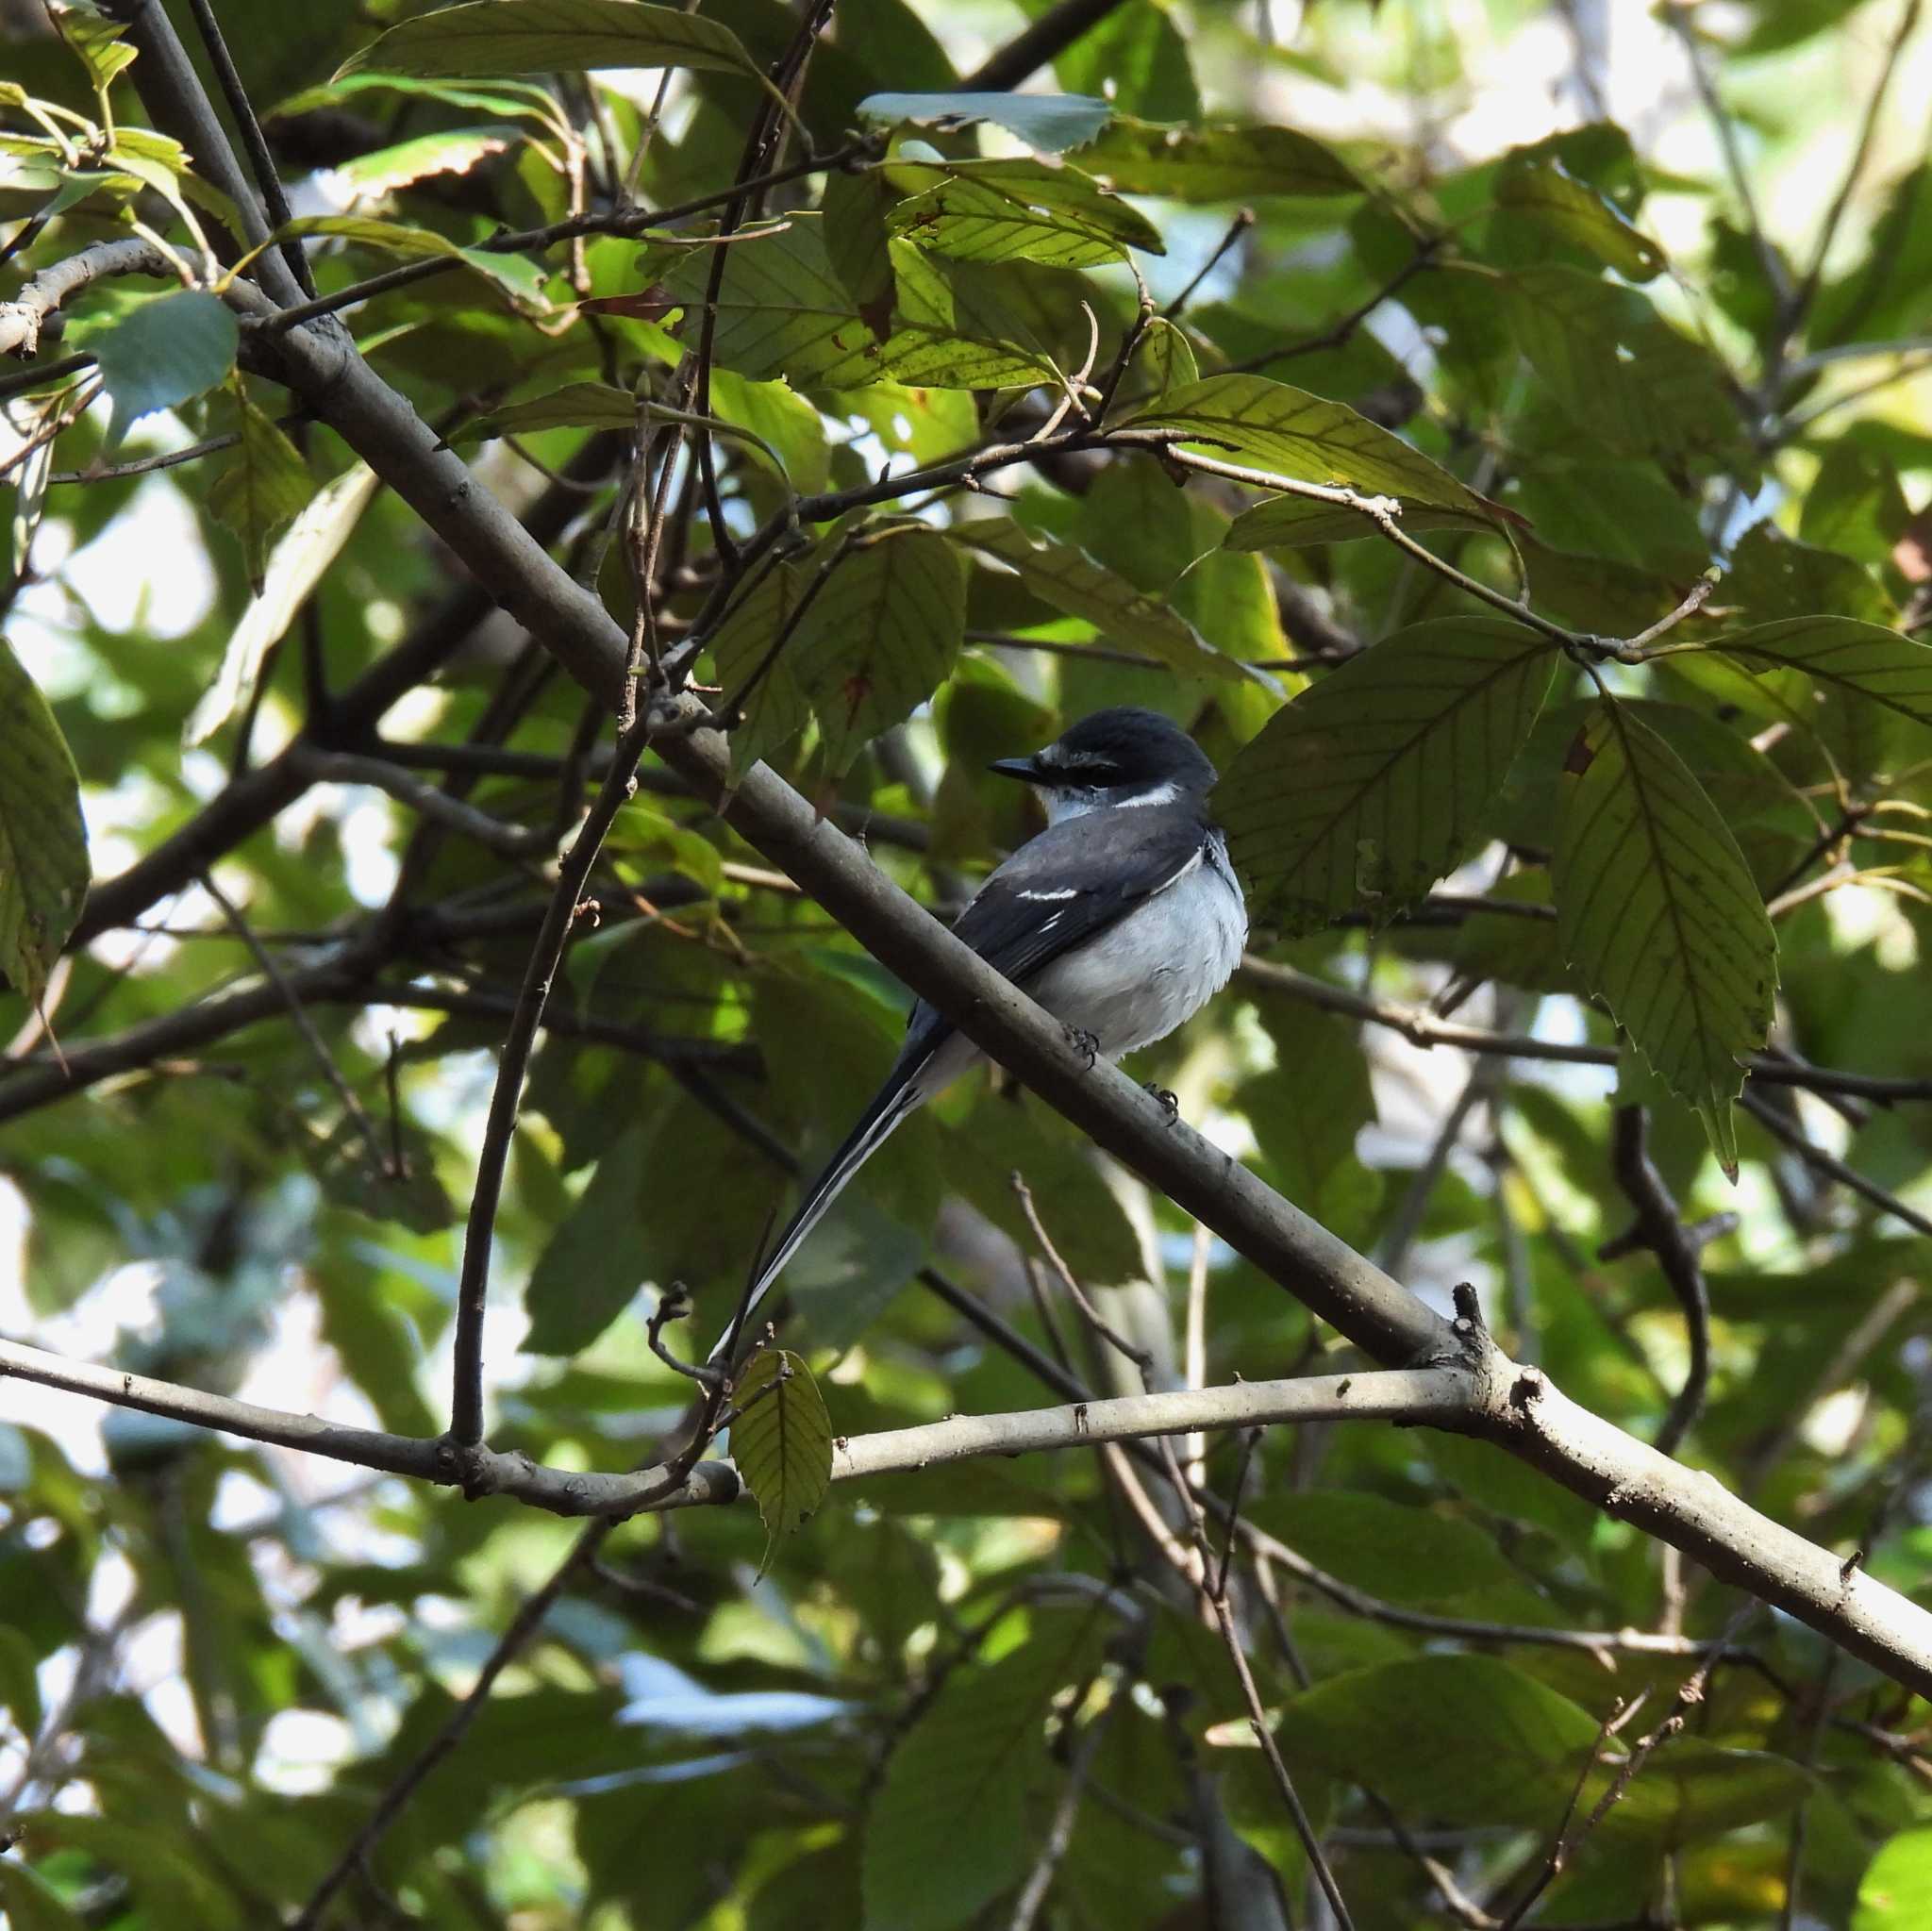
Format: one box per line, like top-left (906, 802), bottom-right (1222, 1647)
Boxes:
top-left (1714, 616), bottom-right (1932, 731)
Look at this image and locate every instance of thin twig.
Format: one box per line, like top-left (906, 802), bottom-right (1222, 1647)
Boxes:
top-left (448, 711), bottom-right (656, 1446)
top-left (1602, 1106), bottom-right (1725, 1457)
top-left (198, 870), bottom-right (391, 1176)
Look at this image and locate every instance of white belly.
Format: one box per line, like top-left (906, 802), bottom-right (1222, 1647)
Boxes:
top-left (1024, 835), bottom-right (1247, 1057)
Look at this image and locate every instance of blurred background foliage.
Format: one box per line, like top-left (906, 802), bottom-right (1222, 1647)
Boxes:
top-left (5, 0), bottom-right (1932, 1924)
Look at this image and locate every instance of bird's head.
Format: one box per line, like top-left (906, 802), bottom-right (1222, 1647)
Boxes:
top-left (989, 707), bottom-right (1218, 824)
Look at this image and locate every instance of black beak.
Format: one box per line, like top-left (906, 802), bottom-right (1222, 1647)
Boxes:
top-left (988, 756), bottom-right (1041, 783)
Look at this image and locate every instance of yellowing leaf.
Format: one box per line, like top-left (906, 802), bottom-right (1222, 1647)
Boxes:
top-left (1552, 700), bottom-right (1777, 1176)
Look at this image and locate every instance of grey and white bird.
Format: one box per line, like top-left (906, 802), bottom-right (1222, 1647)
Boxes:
top-left (711, 707), bottom-right (1247, 1360)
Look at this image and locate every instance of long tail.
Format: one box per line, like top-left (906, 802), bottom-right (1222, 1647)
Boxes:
top-left (708, 1073), bottom-right (922, 1363)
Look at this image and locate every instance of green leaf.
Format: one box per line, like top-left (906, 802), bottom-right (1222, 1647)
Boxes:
top-left (1250, 1492), bottom-right (1516, 1604)
top-left (1499, 267), bottom-right (1740, 464)
top-left (339, 0), bottom-right (765, 84)
top-left (272, 70), bottom-right (564, 123)
top-left (1128, 314), bottom-right (1198, 404)
top-left (207, 380), bottom-right (317, 594)
top-left (1494, 158), bottom-right (1664, 281)
top-left (522, 1122), bottom-right (650, 1356)
top-left (475, 378), bottom-right (639, 437)
top-left (1552, 699), bottom-right (1776, 1177)
top-left (185, 461), bottom-right (382, 746)
top-left (792, 525), bottom-right (968, 777)
top-left (71, 289), bottom-right (238, 454)
top-left (864, 1612), bottom-right (1103, 1931)
top-left (660, 222), bottom-right (1066, 391)
top-left (48, 0), bottom-right (136, 92)
top-left (1225, 491), bottom-right (1498, 550)
top-left (887, 177), bottom-right (1129, 267)
top-left (882, 155), bottom-right (1166, 254)
top-left (275, 215), bottom-right (549, 307)
top-left (1076, 114), bottom-right (1362, 199)
top-left (1241, 1003), bottom-right (1381, 1245)
top-left (950, 515), bottom-right (1250, 681)
top-left (1276, 1655), bottom-right (1601, 1828)
top-left (1123, 373), bottom-right (1506, 523)
top-left (731, 1347), bottom-right (833, 1552)
top-left (0, 639), bottom-right (89, 1007)
top-left (710, 368), bottom-right (829, 492)
top-left (335, 125), bottom-right (519, 197)
top-left (0, 1862), bottom-right (86, 1931)
top-left (709, 552), bottom-right (820, 778)
top-left (858, 90), bottom-right (1113, 155)
top-left (1711, 616), bottom-right (1932, 734)
top-left (1857, 1828), bottom-right (1932, 1930)
top-left (1213, 617), bottom-right (1557, 933)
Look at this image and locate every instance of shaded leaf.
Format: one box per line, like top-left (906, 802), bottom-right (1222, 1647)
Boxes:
top-left (1499, 267), bottom-right (1740, 464)
top-left (1552, 700), bottom-right (1776, 1176)
top-left (185, 462), bottom-right (382, 746)
top-left (1214, 617), bottom-right (1557, 933)
top-left (339, 0), bottom-right (765, 84)
top-left (732, 1347), bottom-right (833, 1551)
top-left (1076, 113), bottom-right (1361, 199)
top-left (1495, 158), bottom-right (1664, 280)
top-left (950, 515), bottom-right (1248, 681)
top-left (1276, 1655), bottom-right (1601, 1828)
top-left (523, 1122), bottom-right (649, 1355)
top-left (475, 378), bottom-right (638, 437)
top-left (1225, 491), bottom-right (1497, 550)
top-left (207, 379), bottom-right (316, 593)
top-left (793, 526), bottom-right (968, 777)
top-left (1124, 373), bottom-right (1507, 523)
top-left (1712, 616), bottom-right (1932, 734)
top-left (0, 640), bottom-right (88, 1006)
top-left (858, 90), bottom-right (1112, 154)
top-left (72, 289), bottom-right (238, 453)
top-left (864, 1612), bottom-right (1103, 1930)
top-left (709, 551), bottom-right (820, 778)
top-left (1251, 1492), bottom-right (1516, 1604)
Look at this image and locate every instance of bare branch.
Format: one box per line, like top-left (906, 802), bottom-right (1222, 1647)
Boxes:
top-left (0, 239), bottom-right (175, 358)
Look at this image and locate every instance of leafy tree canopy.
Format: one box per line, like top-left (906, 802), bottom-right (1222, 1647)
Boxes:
top-left (4, 0), bottom-right (1932, 1925)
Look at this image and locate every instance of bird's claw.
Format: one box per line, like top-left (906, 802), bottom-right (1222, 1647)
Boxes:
top-left (1066, 1025), bottom-right (1101, 1068)
top-left (1144, 1083), bottom-right (1179, 1120)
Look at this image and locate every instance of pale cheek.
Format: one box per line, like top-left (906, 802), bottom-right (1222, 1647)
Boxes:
top-left (1041, 789), bottom-right (1100, 824)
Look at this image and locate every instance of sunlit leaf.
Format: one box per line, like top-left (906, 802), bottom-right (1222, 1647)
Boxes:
top-left (887, 178), bottom-right (1129, 267)
top-left (1495, 158), bottom-right (1665, 280)
top-left (334, 125), bottom-right (518, 197)
top-left (275, 214), bottom-right (549, 308)
top-left (1552, 699), bottom-right (1776, 1175)
top-left (1124, 373), bottom-right (1509, 523)
top-left (731, 1347), bottom-right (833, 1552)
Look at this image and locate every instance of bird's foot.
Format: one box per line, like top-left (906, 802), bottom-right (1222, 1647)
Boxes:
top-left (1143, 1082), bottom-right (1179, 1121)
top-left (1065, 1025), bottom-right (1101, 1068)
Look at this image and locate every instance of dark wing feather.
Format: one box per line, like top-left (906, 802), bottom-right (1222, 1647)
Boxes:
top-left (903, 802), bottom-right (1209, 1058)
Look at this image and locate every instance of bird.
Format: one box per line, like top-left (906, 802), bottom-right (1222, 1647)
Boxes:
top-left (708, 707), bottom-right (1248, 1362)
